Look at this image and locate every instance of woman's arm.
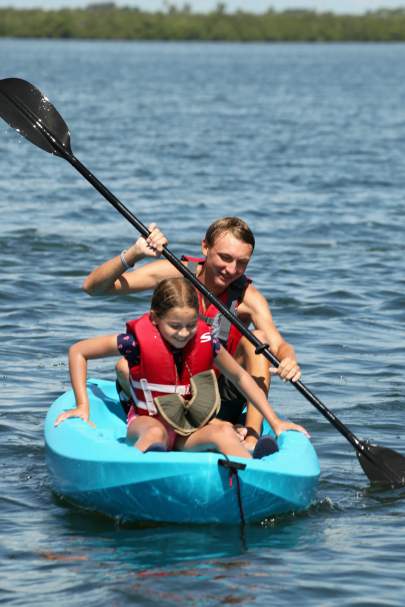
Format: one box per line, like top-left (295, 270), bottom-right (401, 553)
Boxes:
top-left (54, 334), bottom-right (120, 426)
top-left (214, 345), bottom-right (309, 437)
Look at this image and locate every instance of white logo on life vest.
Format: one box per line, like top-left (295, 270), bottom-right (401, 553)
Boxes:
top-left (200, 331), bottom-right (212, 343)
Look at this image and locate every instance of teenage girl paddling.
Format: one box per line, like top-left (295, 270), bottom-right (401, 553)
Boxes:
top-left (55, 277), bottom-right (308, 458)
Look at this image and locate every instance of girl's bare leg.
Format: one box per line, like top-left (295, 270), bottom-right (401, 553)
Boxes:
top-left (176, 421), bottom-right (252, 458)
top-left (127, 416), bottom-right (169, 451)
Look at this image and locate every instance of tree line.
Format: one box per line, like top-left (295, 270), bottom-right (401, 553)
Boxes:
top-left (1, 6), bottom-right (405, 41)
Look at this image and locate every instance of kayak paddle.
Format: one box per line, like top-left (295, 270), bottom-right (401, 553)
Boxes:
top-left (1, 77), bottom-right (404, 487)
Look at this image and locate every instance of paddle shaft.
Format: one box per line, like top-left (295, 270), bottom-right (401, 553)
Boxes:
top-left (2, 88), bottom-right (370, 458)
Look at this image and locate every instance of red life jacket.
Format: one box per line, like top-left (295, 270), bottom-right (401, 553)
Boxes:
top-left (126, 313), bottom-right (214, 416)
top-left (181, 255), bottom-right (251, 356)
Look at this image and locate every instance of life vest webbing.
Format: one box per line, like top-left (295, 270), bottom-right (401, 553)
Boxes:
top-left (129, 377), bottom-right (189, 414)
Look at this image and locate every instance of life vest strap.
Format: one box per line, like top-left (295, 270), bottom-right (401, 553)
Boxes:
top-left (129, 377), bottom-right (190, 416)
top-left (131, 379), bottom-right (189, 395)
top-left (129, 378), bottom-right (158, 415)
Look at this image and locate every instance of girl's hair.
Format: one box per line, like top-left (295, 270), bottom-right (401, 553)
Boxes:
top-left (204, 216), bottom-right (255, 250)
top-left (151, 277), bottom-right (199, 318)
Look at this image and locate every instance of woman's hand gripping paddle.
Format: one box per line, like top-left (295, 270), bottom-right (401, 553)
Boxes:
top-left (1, 77), bottom-right (404, 487)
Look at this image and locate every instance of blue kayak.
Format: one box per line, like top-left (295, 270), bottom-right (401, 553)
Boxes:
top-left (44, 378), bottom-right (320, 524)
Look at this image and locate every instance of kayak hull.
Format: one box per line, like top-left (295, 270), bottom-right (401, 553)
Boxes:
top-left (44, 379), bottom-right (320, 524)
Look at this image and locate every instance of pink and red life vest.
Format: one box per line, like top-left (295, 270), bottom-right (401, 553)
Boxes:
top-left (126, 313), bottom-right (214, 416)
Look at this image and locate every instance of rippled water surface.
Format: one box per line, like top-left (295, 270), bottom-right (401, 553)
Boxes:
top-left (1, 40), bottom-right (405, 606)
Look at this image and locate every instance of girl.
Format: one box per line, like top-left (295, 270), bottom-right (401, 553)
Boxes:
top-left (55, 277), bottom-right (308, 458)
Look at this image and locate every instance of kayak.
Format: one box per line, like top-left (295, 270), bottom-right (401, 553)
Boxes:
top-left (44, 378), bottom-right (320, 524)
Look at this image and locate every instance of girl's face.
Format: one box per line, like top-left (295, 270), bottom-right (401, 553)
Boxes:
top-left (152, 306), bottom-right (198, 349)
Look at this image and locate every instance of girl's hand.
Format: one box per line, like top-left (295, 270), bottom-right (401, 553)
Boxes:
top-left (133, 223), bottom-right (168, 258)
top-left (272, 419), bottom-right (310, 438)
top-left (54, 406), bottom-right (95, 428)
top-left (270, 357), bottom-right (301, 383)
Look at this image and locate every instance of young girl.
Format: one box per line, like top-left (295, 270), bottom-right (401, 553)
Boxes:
top-left (55, 277), bottom-right (308, 458)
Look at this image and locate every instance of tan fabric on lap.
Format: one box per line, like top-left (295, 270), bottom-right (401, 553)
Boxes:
top-left (154, 370), bottom-right (221, 436)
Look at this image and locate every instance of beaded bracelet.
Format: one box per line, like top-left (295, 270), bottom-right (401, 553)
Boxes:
top-left (120, 249), bottom-right (133, 270)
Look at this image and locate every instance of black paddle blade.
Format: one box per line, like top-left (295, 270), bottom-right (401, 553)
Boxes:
top-left (357, 442), bottom-right (405, 487)
top-left (0, 78), bottom-right (71, 156)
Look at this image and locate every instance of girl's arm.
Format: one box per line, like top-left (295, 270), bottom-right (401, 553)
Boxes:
top-left (54, 335), bottom-right (120, 426)
top-left (214, 346), bottom-right (309, 437)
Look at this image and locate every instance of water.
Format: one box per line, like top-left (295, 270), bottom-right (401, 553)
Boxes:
top-left (1, 39), bottom-right (405, 606)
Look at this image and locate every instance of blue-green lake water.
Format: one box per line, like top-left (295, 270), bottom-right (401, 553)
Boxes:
top-left (1, 39), bottom-right (405, 606)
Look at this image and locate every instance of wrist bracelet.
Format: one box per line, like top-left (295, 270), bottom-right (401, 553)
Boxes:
top-left (120, 249), bottom-right (133, 270)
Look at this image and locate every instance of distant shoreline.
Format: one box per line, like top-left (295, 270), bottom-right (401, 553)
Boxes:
top-left (1, 7), bottom-right (405, 42)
